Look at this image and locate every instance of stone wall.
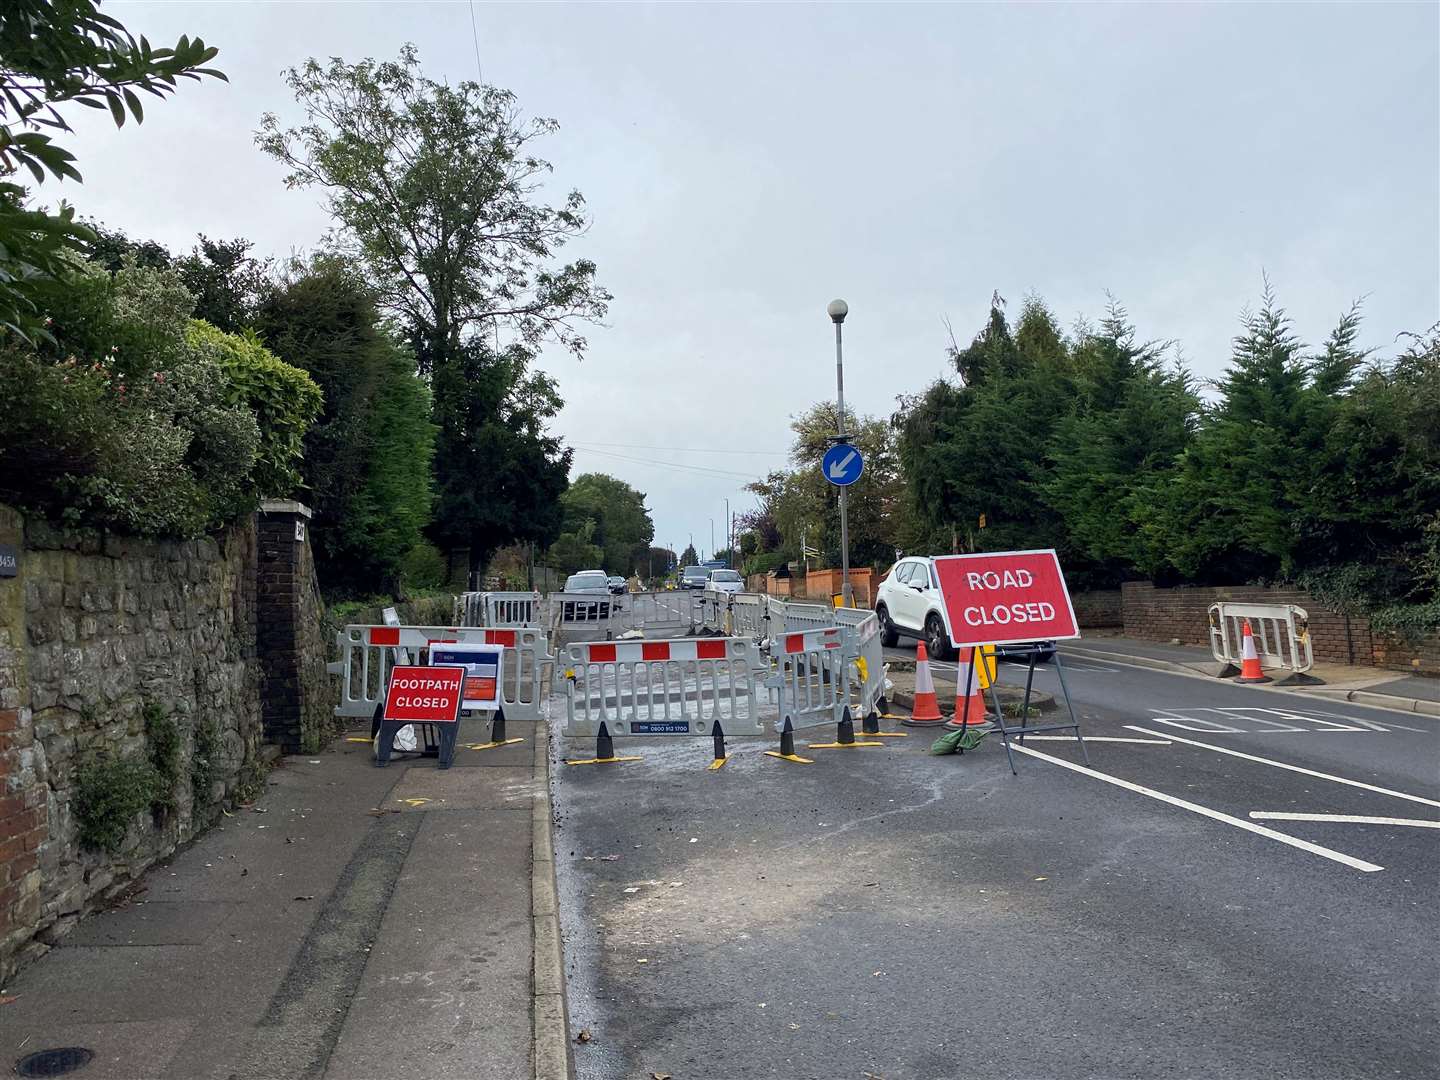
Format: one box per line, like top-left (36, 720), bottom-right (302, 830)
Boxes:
top-left (0, 500), bottom-right (327, 983)
top-left (1117, 581), bottom-right (1437, 675)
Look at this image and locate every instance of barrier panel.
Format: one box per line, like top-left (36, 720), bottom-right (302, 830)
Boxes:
top-left (834, 606), bottom-right (887, 718)
top-left (485, 591), bottom-right (543, 628)
top-left (561, 637), bottom-right (767, 740)
top-left (609, 591), bottom-right (701, 637)
top-left (729, 594), bottom-right (770, 639)
top-left (764, 626), bottom-right (850, 731)
top-left (549, 592), bottom-right (616, 638)
top-left (456, 592), bottom-right (485, 627)
top-left (329, 624), bottom-right (553, 722)
top-left (778, 602), bottom-right (835, 635)
top-left (1208, 602), bottom-right (1315, 680)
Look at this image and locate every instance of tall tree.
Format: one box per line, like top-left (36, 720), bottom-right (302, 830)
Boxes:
top-left (555, 473), bottom-right (655, 575)
top-left (1, 0), bottom-right (225, 339)
top-left (257, 45), bottom-right (609, 571)
top-left (256, 45), bottom-right (607, 364)
top-left (254, 255), bottom-right (436, 594)
top-left (430, 339), bottom-right (571, 573)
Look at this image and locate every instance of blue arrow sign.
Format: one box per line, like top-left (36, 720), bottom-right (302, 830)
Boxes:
top-left (821, 443), bottom-right (864, 487)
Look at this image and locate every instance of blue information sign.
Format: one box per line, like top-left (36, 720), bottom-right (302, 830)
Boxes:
top-left (820, 443), bottom-right (864, 487)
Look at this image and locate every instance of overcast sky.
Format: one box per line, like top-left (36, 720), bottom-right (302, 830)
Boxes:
top-left (62, 1), bottom-right (1439, 563)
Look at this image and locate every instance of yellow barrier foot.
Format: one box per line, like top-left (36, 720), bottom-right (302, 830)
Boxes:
top-left (464, 738), bottom-right (525, 751)
top-left (708, 757), bottom-right (728, 771)
top-left (807, 740), bottom-right (886, 749)
top-left (344, 736), bottom-right (372, 743)
top-left (564, 755), bottom-right (643, 766)
top-left (866, 731), bottom-right (909, 738)
top-left (763, 751), bottom-right (814, 764)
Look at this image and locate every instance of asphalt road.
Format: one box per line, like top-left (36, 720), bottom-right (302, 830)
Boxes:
top-left (551, 646), bottom-right (1439, 1080)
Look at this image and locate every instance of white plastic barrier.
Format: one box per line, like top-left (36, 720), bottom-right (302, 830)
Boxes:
top-left (610, 591), bottom-right (702, 636)
top-left (1208, 602), bottom-right (1314, 677)
top-left (485, 591), bottom-right (543, 627)
top-left (765, 626), bottom-right (850, 731)
top-left (561, 637), bottom-right (767, 738)
top-left (549, 592), bottom-right (616, 637)
top-left (329, 624), bottom-right (553, 721)
top-left (834, 606), bottom-right (887, 716)
top-left (728, 594), bottom-right (770, 639)
top-left (456, 592), bottom-right (485, 627)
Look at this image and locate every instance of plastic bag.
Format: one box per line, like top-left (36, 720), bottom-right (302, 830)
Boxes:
top-left (394, 724), bottom-right (418, 752)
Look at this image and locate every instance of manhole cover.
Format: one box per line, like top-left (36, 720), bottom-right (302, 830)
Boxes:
top-left (14, 1047), bottom-right (94, 1077)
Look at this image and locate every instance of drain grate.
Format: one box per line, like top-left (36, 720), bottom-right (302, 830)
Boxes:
top-left (14, 1047), bottom-right (94, 1077)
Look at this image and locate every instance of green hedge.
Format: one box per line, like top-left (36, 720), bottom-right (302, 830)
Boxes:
top-left (187, 321), bottom-right (322, 500)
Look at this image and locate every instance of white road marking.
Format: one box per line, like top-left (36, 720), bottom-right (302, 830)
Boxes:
top-left (1150, 712), bottom-right (1244, 733)
top-left (1007, 742), bottom-right (1384, 872)
top-left (1125, 726), bottom-right (1440, 809)
top-left (1249, 812), bottom-right (1440, 829)
top-left (1013, 735), bottom-right (1172, 744)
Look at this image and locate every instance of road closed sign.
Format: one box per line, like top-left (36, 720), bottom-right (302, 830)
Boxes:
top-left (932, 549), bottom-right (1079, 647)
top-left (383, 665), bottom-right (465, 724)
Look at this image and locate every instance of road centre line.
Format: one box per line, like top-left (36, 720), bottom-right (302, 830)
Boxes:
top-left (1125, 726), bottom-right (1440, 809)
top-left (1006, 742), bottom-right (1384, 873)
top-left (1249, 812), bottom-right (1440, 829)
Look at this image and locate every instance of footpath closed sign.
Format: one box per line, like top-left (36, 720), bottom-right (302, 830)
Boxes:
top-left (383, 665), bottom-right (464, 724)
top-left (933, 549), bottom-right (1079, 647)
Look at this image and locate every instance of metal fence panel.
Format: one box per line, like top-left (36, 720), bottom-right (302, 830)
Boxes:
top-left (609, 591), bottom-right (702, 636)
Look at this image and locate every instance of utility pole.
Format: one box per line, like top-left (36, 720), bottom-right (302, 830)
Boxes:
top-left (725, 498), bottom-right (731, 569)
top-left (827, 299), bottom-right (854, 607)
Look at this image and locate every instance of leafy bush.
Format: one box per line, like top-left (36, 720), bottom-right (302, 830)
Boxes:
top-left (0, 259), bottom-right (321, 536)
top-left (190, 719), bottom-right (221, 808)
top-left (743, 551), bottom-right (788, 577)
top-left (398, 542), bottom-right (446, 592)
top-left (74, 758), bottom-right (162, 853)
top-left (145, 703), bottom-right (181, 814)
top-left (186, 320), bottom-right (322, 499)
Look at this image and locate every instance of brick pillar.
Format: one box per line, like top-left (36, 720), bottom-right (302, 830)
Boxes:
top-left (0, 505), bottom-right (47, 982)
top-left (257, 501), bottom-right (318, 754)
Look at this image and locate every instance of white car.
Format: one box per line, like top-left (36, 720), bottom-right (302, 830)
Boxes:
top-left (705, 568), bottom-right (744, 596)
top-left (875, 557), bottom-right (955, 658)
top-left (874, 556), bottom-right (1055, 662)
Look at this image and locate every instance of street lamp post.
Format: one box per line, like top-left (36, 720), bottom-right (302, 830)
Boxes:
top-left (827, 299), bottom-right (855, 608)
top-left (725, 498), bottom-right (732, 569)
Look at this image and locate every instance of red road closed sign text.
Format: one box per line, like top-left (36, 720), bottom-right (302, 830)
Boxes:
top-left (383, 665), bottom-right (464, 724)
top-left (932, 549), bottom-right (1079, 647)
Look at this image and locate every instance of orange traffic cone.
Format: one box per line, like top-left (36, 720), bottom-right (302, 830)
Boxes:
top-left (901, 641), bottom-right (946, 726)
top-left (945, 647), bottom-right (992, 730)
top-left (1236, 619), bottom-right (1271, 683)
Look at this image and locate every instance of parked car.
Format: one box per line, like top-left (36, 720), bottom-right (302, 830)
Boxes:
top-left (874, 556), bottom-right (1055, 662)
top-left (679, 565), bottom-right (710, 590)
top-left (564, 570), bottom-right (610, 594)
top-left (607, 575), bottom-right (627, 595)
top-left (705, 568), bottom-right (744, 596)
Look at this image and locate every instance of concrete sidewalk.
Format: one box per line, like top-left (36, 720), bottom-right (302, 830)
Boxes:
top-left (1064, 633), bottom-right (1440, 716)
top-left (0, 717), bottom-right (567, 1080)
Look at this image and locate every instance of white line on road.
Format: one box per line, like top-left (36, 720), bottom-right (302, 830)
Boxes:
top-left (1125, 726), bottom-right (1440, 809)
top-left (1249, 812), bottom-right (1440, 829)
top-left (1007, 743), bottom-right (1384, 872)
top-left (1012, 735), bottom-right (1172, 744)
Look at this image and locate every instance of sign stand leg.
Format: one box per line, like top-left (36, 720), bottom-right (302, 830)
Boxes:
top-left (436, 724), bottom-right (459, 769)
top-left (1051, 651), bottom-right (1090, 767)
